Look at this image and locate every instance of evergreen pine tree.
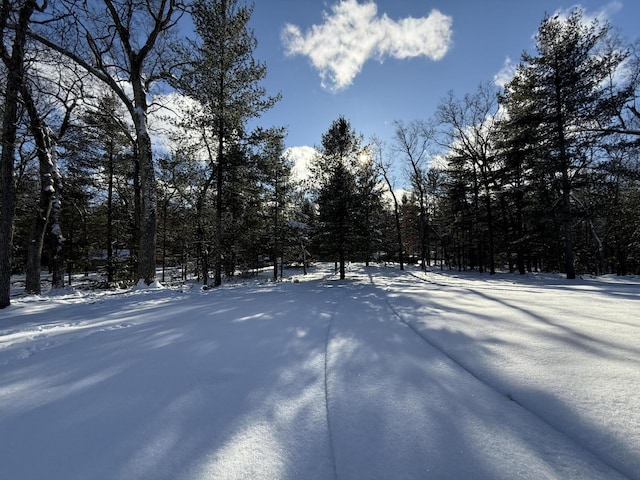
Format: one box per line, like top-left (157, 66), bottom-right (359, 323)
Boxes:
top-left (172, 0), bottom-right (280, 286)
top-left (500, 9), bottom-right (628, 278)
top-left (312, 116), bottom-right (363, 279)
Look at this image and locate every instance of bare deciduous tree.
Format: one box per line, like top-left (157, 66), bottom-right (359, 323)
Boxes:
top-left (30, 0), bottom-right (184, 285)
top-left (392, 119), bottom-right (434, 271)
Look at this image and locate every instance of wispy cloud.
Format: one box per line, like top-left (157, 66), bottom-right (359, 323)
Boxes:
top-left (282, 0), bottom-right (453, 91)
top-left (493, 57), bottom-right (516, 88)
top-left (553, 1), bottom-right (623, 23)
top-left (493, 2), bottom-right (624, 89)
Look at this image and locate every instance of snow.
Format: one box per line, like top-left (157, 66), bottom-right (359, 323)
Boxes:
top-left (0, 264), bottom-right (638, 479)
top-left (135, 278), bottom-right (165, 290)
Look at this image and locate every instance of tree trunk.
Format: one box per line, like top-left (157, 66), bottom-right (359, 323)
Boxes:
top-left (389, 188), bottom-right (404, 270)
top-left (272, 256), bottom-right (278, 282)
top-left (129, 64), bottom-right (157, 285)
top-left (49, 163), bottom-right (65, 289)
top-left (554, 66), bottom-right (576, 280)
top-left (419, 205), bottom-right (427, 271)
top-left (23, 86), bottom-right (55, 295)
top-left (394, 205), bottom-right (404, 271)
top-left (484, 186), bottom-right (496, 275)
top-left (213, 0), bottom-right (228, 287)
top-left (131, 146), bottom-right (141, 280)
top-left (0, 0), bottom-right (38, 308)
top-left (273, 170), bottom-right (279, 281)
top-left (202, 243), bottom-right (210, 286)
top-left (0, 100), bottom-right (18, 306)
top-left (25, 199), bottom-right (52, 295)
top-left (562, 179), bottom-right (576, 279)
top-left (106, 152), bottom-right (115, 284)
top-left (199, 223), bottom-right (210, 287)
top-left (214, 131), bottom-right (224, 287)
top-left (132, 103), bottom-right (157, 286)
top-left (379, 164), bottom-right (404, 270)
top-left (0, 137), bottom-right (17, 305)
top-left (301, 239), bottom-right (308, 275)
top-left (472, 178), bottom-right (483, 273)
top-left (515, 190), bottom-right (526, 275)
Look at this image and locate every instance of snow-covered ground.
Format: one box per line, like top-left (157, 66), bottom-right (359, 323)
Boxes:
top-left (0, 264), bottom-right (638, 479)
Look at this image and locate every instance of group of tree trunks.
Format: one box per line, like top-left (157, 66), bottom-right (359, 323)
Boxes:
top-left (1, 5), bottom-right (639, 309)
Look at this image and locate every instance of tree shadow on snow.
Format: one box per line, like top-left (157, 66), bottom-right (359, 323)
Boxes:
top-left (0, 281), bottom-right (344, 480)
top-left (370, 265), bottom-right (638, 479)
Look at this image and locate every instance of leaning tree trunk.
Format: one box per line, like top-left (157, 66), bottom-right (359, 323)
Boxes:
top-left (48, 158), bottom-right (65, 289)
top-left (47, 101), bottom-right (74, 290)
top-left (25, 82), bottom-right (74, 291)
top-left (23, 86), bottom-right (56, 295)
top-left (24, 166), bottom-right (54, 294)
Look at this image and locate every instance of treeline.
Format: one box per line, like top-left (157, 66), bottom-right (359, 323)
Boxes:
top-left (420, 11), bottom-right (640, 278)
top-left (309, 10), bottom-right (640, 280)
top-left (1, 0), bottom-right (287, 307)
top-left (1, 4), bottom-right (639, 308)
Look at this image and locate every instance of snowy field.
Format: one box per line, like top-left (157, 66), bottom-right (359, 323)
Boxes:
top-left (0, 264), bottom-right (639, 480)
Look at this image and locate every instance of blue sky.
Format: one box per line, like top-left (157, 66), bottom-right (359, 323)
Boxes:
top-left (244, 0), bottom-right (639, 158)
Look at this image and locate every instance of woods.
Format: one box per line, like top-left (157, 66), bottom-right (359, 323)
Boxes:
top-left (1, 3), bottom-right (639, 307)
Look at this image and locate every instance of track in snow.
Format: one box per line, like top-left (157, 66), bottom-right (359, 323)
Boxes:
top-left (1, 263), bottom-right (637, 479)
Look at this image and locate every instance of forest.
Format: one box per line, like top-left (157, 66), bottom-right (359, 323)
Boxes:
top-left (1, 0), bottom-right (639, 308)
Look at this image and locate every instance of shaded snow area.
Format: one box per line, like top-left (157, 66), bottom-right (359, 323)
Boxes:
top-left (1, 264), bottom-right (639, 480)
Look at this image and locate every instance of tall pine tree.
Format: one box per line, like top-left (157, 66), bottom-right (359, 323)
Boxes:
top-left (500, 9), bottom-right (628, 278)
top-left (312, 116), bottom-right (366, 279)
top-left (172, 0), bottom-right (280, 286)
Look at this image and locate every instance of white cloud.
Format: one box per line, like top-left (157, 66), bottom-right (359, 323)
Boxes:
top-left (286, 146), bottom-right (318, 183)
top-left (493, 57), bottom-right (516, 88)
top-left (148, 92), bottom-right (202, 155)
top-left (553, 1), bottom-right (622, 24)
top-left (282, 0), bottom-right (453, 91)
top-left (494, 2), bottom-right (623, 90)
